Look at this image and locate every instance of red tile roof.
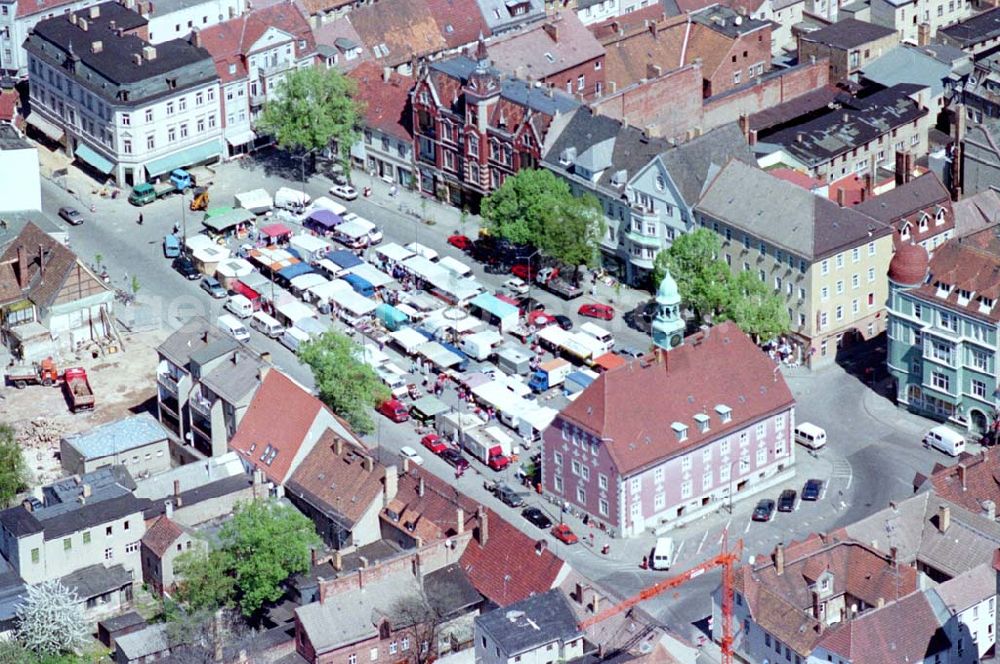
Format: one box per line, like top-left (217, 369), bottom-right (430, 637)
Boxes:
top-left (486, 12), bottom-right (604, 81)
top-left (199, 2), bottom-right (315, 83)
top-left (423, 0), bottom-right (491, 49)
top-left (909, 227), bottom-right (1000, 323)
top-left (769, 168), bottom-right (824, 191)
top-left (141, 516), bottom-right (184, 558)
top-left (559, 322), bottom-right (794, 475)
top-left (17, 0), bottom-right (75, 18)
top-left (348, 0), bottom-right (447, 67)
top-left (915, 449), bottom-right (1000, 513)
top-left (0, 90), bottom-right (19, 123)
top-left (311, 17), bottom-right (371, 73)
top-left (229, 371), bottom-right (327, 485)
top-left (347, 62), bottom-right (413, 143)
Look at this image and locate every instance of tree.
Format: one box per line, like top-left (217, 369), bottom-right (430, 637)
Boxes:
top-left (655, 229), bottom-right (731, 321)
top-left (256, 67), bottom-right (363, 169)
top-left (538, 194), bottom-right (605, 284)
top-left (722, 270), bottom-right (790, 342)
top-left (299, 332), bottom-right (390, 435)
top-left (480, 169), bottom-right (570, 246)
top-left (0, 425), bottom-right (29, 508)
top-left (162, 606), bottom-right (262, 664)
top-left (174, 548), bottom-right (236, 612)
top-left (391, 592), bottom-right (446, 664)
top-left (16, 580), bottom-right (89, 657)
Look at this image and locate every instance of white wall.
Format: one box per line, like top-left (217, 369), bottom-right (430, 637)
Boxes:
top-left (0, 145), bottom-right (41, 211)
top-left (146, 0), bottom-right (245, 44)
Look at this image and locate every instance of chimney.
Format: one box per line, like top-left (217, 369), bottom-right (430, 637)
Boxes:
top-left (938, 504), bottom-right (951, 532)
top-left (69, 12), bottom-right (78, 25)
top-left (109, 19), bottom-right (116, 30)
top-left (16, 245), bottom-right (24, 288)
top-left (132, 53), bottom-right (142, 66)
top-left (402, 457), bottom-right (410, 473)
top-left (863, 172), bottom-right (873, 196)
top-left (383, 66), bottom-right (391, 82)
top-left (363, 456), bottom-right (374, 472)
top-left (889, 546), bottom-right (898, 563)
top-left (811, 590), bottom-right (821, 619)
top-left (796, 132), bottom-right (804, 144)
top-left (476, 506), bottom-right (489, 545)
top-left (91, 40), bottom-right (103, 53)
top-left (957, 464), bottom-right (967, 491)
top-left (190, 27), bottom-right (201, 48)
top-left (79, 17), bottom-right (88, 31)
top-left (384, 465), bottom-right (398, 506)
top-left (21, 500), bottom-right (33, 513)
top-left (310, 548), bottom-right (318, 567)
top-left (88, 4), bottom-right (99, 17)
top-left (575, 583), bottom-right (585, 604)
top-left (905, 151), bottom-right (914, 183)
top-left (165, 499), bottom-right (174, 519)
top-left (876, 597), bottom-right (885, 609)
top-left (774, 543), bottom-right (785, 575)
top-left (542, 22), bottom-right (558, 41)
top-left (456, 507), bottom-right (465, 535)
top-left (418, 477), bottom-right (425, 497)
top-left (842, 112), bottom-right (849, 123)
top-left (748, 129), bottom-right (757, 146)
top-left (649, 20), bottom-right (658, 38)
top-left (837, 187), bottom-right (846, 207)
top-left (591, 593), bottom-right (600, 614)
top-left (984, 499), bottom-right (997, 521)
top-left (81, 483), bottom-right (92, 498)
top-left (334, 437), bottom-right (343, 456)
top-left (646, 63), bottom-right (662, 79)
top-left (142, 45), bottom-right (157, 61)
top-left (895, 151), bottom-right (907, 186)
top-left (332, 550), bottom-right (342, 571)
top-left (917, 22), bottom-right (930, 46)
top-left (535, 539), bottom-right (548, 555)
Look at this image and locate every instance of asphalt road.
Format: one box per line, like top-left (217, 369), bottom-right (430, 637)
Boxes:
top-left (37, 157), bottom-right (958, 648)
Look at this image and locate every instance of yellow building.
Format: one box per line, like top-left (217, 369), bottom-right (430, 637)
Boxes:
top-left (695, 160), bottom-right (894, 367)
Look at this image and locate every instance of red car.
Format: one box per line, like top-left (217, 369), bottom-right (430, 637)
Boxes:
top-left (421, 433), bottom-right (448, 455)
top-left (511, 263), bottom-right (540, 281)
top-left (551, 524), bottom-right (579, 545)
top-left (527, 310), bottom-right (556, 328)
top-left (578, 303), bottom-right (615, 321)
top-left (377, 399), bottom-right (409, 423)
top-left (447, 234), bottom-right (472, 251)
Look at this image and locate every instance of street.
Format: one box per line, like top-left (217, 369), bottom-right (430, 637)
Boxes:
top-left (36, 152), bottom-right (958, 647)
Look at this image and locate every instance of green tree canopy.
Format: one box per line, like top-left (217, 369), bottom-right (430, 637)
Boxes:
top-left (0, 424), bottom-right (29, 508)
top-left (481, 169), bottom-right (571, 245)
top-left (257, 67), bottom-right (363, 168)
top-left (721, 270), bottom-right (790, 342)
top-left (173, 501), bottom-right (320, 617)
top-left (539, 194), bottom-right (606, 283)
top-left (299, 332), bottom-right (390, 435)
top-left (655, 229), bottom-right (731, 321)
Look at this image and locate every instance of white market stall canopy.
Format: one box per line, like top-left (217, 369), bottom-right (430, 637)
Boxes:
top-left (439, 256), bottom-right (471, 277)
top-left (307, 279), bottom-right (352, 302)
top-left (330, 289), bottom-right (378, 317)
top-left (276, 300), bottom-right (316, 323)
top-left (390, 327), bottom-right (429, 355)
top-left (216, 258), bottom-right (253, 279)
top-left (375, 243), bottom-right (415, 264)
top-left (289, 273), bottom-right (329, 293)
top-left (422, 310), bottom-right (484, 336)
top-left (290, 234), bottom-right (332, 256)
top-left (346, 263), bottom-right (395, 288)
top-left (336, 218), bottom-right (376, 240)
top-left (417, 341), bottom-right (464, 369)
top-left (316, 258), bottom-right (348, 277)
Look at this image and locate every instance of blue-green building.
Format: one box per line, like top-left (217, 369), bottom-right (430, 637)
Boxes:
top-left (887, 230), bottom-right (1000, 434)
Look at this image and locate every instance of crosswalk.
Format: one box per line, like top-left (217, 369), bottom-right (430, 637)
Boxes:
top-left (831, 458), bottom-right (853, 489)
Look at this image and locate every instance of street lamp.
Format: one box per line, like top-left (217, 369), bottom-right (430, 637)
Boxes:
top-left (727, 458), bottom-right (741, 514)
top-left (524, 248), bottom-right (542, 305)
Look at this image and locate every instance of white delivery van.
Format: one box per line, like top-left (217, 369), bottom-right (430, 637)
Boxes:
top-left (250, 311), bottom-right (284, 338)
top-left (274, 186), bottom-right (311, 211)
top-left (224, 294), bottom-right (254, 319)
top-left (924, 425), bottom-right (966, 456)
top-left (651, 537), bottom-right (675, 570)
top-left (280, 326), bottom-right (310, 353)
top-left (579, 322), bottom-right (615, 353)
top-left (376, 363), bottom-right (410, 398)
top-left (794, 422), bottom-right (827, 450)
top-left (217, 314), bottom-right (250, 343)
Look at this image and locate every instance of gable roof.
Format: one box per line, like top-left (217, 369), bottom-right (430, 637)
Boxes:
top-left (423, 0), bottom-right (491, 49)
top-left (141, 515), bottom-right (185, 558)
top-left (347, 62), bottom-right (413, 143)
top-left (310, 17), bottom-right (370, 72)
top-left (696, 160), bottom-right (892, 260)
top-left (348, 0), bottom-right (447, 67)
top-left (939, 6), bottom-right (1000, 47)
top-left (908, 228), bottom-right (1000, 323)
top-left (658, 123), bottom-right (754, 207)
top-left (854, 173), bottom-right (950, 224)
top-left (861, 44), bottom-right (954, 99)
top-left (0, 222), bottom-right (98, 309)
top-left (558, 322), bottom-right (794, 476)
top-left (598, 14), bottom-right (689, 90)
top-left (914, 448), bottom-right (1000, 514)
top-left (228, 370), bottom-right (328, 484)
top-left (953, 190), bottom-right (1000, 238)
top-left (485, 12), bottom-right (604, 82)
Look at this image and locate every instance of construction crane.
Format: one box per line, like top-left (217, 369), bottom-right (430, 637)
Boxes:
top-left (578, 534), bottom-right (744, 664)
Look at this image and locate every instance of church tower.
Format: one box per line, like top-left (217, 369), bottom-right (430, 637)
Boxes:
top-left (652, 267), bottom-right (684, 350)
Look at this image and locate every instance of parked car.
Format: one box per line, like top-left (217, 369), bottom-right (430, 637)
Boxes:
top-left (802, 479), bottom-right (825, 501)
top-left (420, 433), bottom-right (448, 455)
top-left (752, 499), bottom-right (776, 522)
top-left (172, 255), bottom-right (200, 280)
top-left (504, 277), bottom-right (530, 295)
top-left (551, 523), bottom-right (579, 545)
top-left (200, 276), bottom-right (227, 299)
top-left (616, 346), bottom-right (644, 359)
top-left (521, 506), bottom-right (553, 529)
top-left (516, 297), bottom-right (546, 314)
top-left (777, 489), bottom-right (798, 512)
top-left (329, 183), bottom-right (358, 200)
top-left (579, 303), bottom-right (615, 321)
top-left (58, 206), bottom-right (85, 226)
top-left (494, 483), bottom-right (524, 507)
top-left (554, 315), bottom-right (573, 331)
top-left (511, 263), bottom-right (541, 281)
top-left (378, 399), bottom-right (409, 423)
top-left (448, 234), bottom-right (472, 251)
top-left (440, 448), bottom-right (470, 471)
top-left (399, 445), bottom-right (424, 466)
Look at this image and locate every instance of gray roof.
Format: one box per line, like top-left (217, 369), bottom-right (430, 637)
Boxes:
top-left (199, 350), bottom-right (266, 405)
top-left (799, 17), bottom-right (895, 48)
top-left (475, 589), bottom-right (581, 657)
top-left (424, 563), bottom-right (482, 618)
top-left (690, 5), bottom-right (770, 38)
top-left (760, 83), bottom-right (929, 166)
top-left (115, 623), bottom-right (171, 661)
top-left (914, 42), bottom-right (970, 65)
top-left (99, 611), bottom-right (147, 634)
top-left (861, 45), bottom-right (954, 99)
top-left (695, 159), bottom-right (892, 260)
top-left (189, 338), bottom-right (240, 368)
top-left (61, 563), bottom-right (132, 600)
top-left (62, 413), bottom-right (170, 460)
top-left (142, 473), bottom-right (254, 521)
top-left (0, 569), bottom-right (25, 628)
top-left (953, 190), bottom-right (1000, 237)
top-left (133, 451), bottom-right (245, 500)
top-left (39, 492), bottom-right (148, 540)
top-left (658, 123), bottom-right (756, 208)
top-left (939, 6), bottom-right (1000, 46)
top-left (853, 172), bottom-right (950, 222)
top-left (475, 0), bottom-right (544, 30)
top-left (156, 317), bottom-right (232, 368)
top-left (934, 563), bottom-right (997, 612)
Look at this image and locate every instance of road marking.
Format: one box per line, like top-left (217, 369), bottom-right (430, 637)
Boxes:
top-left (696, 530), bottom-right (709, 555)
top-left (744, 521), bottom-right (752, 534)
top-left (675, 539), bottom-right (685, 562)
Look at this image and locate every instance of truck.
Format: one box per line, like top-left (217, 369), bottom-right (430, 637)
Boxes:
top-left (528, 358), bottom-right (573, 392)
top-left (5, 358), bottom-right (61, 388)
top-left (536, 267), bottom-right (582, 300)
top-left (128, 169), bottom-right (193, 206)
top-left (463, 427), bottom-right (511, 471)
top-left (63, 367), bottom-right (95, 412)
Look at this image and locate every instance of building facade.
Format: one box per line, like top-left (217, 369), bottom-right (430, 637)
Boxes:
top-left (870, 0), bottom-right (976, 44)
top-left (797, 18), bottom-right (899, 81)
top-left (60, 414), bottom-right (172, 477)
top-left (24, 1), bottom-right (223, 185)
top-left (855, 172), bottom-right (955, 253)
top-left (348, 62), bottom-right (414, 188)
top-left (887, 230), bottom-right (1000, 433)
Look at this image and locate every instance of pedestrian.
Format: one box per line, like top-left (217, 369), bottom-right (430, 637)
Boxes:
top-left (173, 222), bottom-right (180, 235)
top-left (137, 213), bottom-right (143, 225)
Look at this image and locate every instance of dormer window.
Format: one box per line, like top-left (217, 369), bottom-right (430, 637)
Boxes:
top-left (694, 413), bottom-right (710, 434)
top-left (559, 146), bottom-right (577, 166)
top-left (900, 222), bottom-right (911, 240)
top-left (957, 288), bottom-right (973, 305)
top-left (715, 404), bottom-right (732, 423)
top-left (935, 207), bottom-right (946, 225)
top-left (980, 297), bottom-right (995, 314)
top-left (919, 213), bottom-right (929, 231)
top-left (611, 169), bottom-right (627, 186)
top-left (544, 52), bottom-right (555, 63)
top-left (935, 281), bottom-right (951, 298)
top-left (671, 422), bottom-right (688, 442)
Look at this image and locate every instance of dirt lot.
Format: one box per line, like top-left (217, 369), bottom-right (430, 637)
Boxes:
top-left (2, 328), bottom-right (167, 487)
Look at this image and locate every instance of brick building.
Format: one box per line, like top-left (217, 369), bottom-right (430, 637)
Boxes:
top-left (410, 41), bottom-right (578, 210)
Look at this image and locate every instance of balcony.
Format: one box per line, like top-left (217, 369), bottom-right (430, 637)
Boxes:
top-left (189, 393), bottom-right (213, 418)
top-left (190, 411), bottom-right (212, 439)
top-left (157, 372), bottom-right (180, 395)
top-left (159, 394), bottom-right (179, 417)
top-left (257, 59), bottom-right (291, 78)
top-left (249, 92), bottom-right (265, 107)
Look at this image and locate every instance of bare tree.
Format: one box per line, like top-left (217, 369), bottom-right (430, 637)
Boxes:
top-left (16, 579), bottom-right (89, 656)
top-left (164, 607), bottom-right (265, 663)
top-left (391, 592), bottom-right (448, 664)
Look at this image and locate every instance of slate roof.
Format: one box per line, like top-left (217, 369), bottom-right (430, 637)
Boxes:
top-left (61, 413), bottom-right (170, 460)
top-left (799, 18), bottom-right (895, 49)
top-left (657, 123), bottom-right (755, 208)
top-left (953, 190), bottom-right (1000, 238)
top-left (475, 589), bottom-right (582, 656)
top-left (141, 473), bottom-right (255, 522)
top-left (907, 227), bottom-right (1000, 323)
top-left (348, 0), bottom-right (447, 67)
top-left (557, 321), bottom-right (795, 476)
top-left (854, 173), bottom-right (952, 242)
top-left (285, 432), bottom-right (385, 527)
top-left (228, 370), bottom-right (329, 485)
top-left (39, 492), bottom-right (147, 540)
top-left (0, 222), bottom-right (93, 310)
top-left (939, 7), bottom-right (1000, 47)
top-left (747, 84), bottom-right (843, 132)
top-left (485, 12), bottom-right (604, 82)
top-left (423, 0), bottom-right (491, 49)
top-left (61, 562), bottom-right (133, 600)
top-left (759, 84), bottom-right (929, 167)
top-left (198, 348), bottom-right (266, 405)
top-left (347, 62), bottom-right (413, 143)
top-left (156, 317), bottom-right (233, 369)
top-left (424, 562), bottom-right (482, 617)
top-left (141, 515), bottom-right (185, 557)
top-left (696, 159), bottom-right (892, 260)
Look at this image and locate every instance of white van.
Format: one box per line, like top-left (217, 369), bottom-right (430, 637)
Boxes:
top-left (579, 322), bottom-right (615, 353)
top-left (924, 425), bottom-right (966, 456)
top-left (250, 311), bottom-right (284, 338)
top-left (651, 537), bottom-right (675, 571)
top-left (794, 422), bottom-right (827, 450)
top-left (225, 294), bottom-right (254, 319)
top-left (376, 363), bottom-right (410, 398)
top-left (280, 326), bottom-right (310, 353)
top-left (274, 186), bottom-right (311, 211)
top-left (217, 314), bottom-right (250, 343)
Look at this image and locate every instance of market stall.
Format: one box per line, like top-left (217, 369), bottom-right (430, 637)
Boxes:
top-left (346, 263), bottom-right (395, 289)
top-left (259, 223), bottom-right (292, 246)
top-left (390, 327), bottom-right (429, 356)
top-left (214, 257), bottom-right (253, 289)
top-left (468, 292), bottom-right (519, 332)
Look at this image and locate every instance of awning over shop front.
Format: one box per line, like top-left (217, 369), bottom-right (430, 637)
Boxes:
top-left (146, 139), bottom-right (222, 177)
top-left (225, 129), bottom-right (256, 147)
top-left (25, 113), bottom-right (63, 142)
top-left (75, 143), bottom-right (114, 174)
